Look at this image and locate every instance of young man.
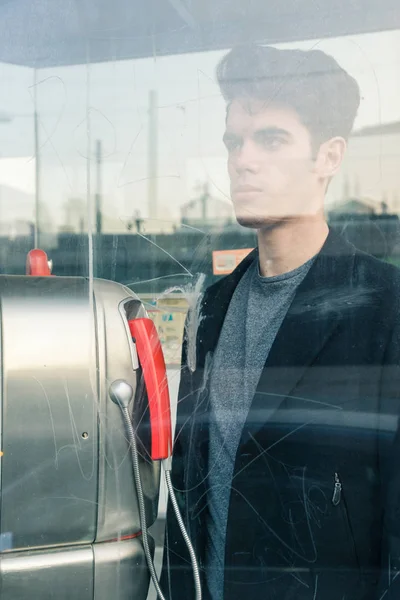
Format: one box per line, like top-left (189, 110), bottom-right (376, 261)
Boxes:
top-left (161, 44), bottom-right (400, 600)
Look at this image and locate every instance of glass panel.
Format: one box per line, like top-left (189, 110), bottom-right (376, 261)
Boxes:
top-left (1, 3), bottom-right (400, 600)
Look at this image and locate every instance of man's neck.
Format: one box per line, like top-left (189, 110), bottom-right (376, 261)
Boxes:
top-left (257, 218), bottom-right (329, 278)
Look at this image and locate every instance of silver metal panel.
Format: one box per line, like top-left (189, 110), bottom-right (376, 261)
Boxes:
top-left (0, 545), bottom-right (93, 599)
top-left (0, 275), bottom-right (159, 600)
top-left (93, 538), bottom-right (153, 600)
top-left (0, 276), bottom-right (98, 550)
top-left (93, 279), bottom-right (160, 542)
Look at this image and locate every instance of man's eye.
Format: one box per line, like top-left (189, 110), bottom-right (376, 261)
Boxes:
top-left (261, 136), bottom-right (284, 150)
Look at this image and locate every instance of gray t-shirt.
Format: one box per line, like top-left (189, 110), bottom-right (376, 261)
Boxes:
top-left (205, 255), bottom-right (315, 600)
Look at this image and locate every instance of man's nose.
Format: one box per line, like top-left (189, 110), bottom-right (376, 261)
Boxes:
top-left (234, 141), bottom-right (260, 174)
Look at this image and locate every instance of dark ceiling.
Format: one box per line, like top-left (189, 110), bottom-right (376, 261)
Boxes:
top-left (1, 0), bottom-right (399, 68)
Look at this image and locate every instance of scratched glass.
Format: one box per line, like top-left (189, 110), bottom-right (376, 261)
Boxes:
top-left (1, 2), bottom-right (400, 600)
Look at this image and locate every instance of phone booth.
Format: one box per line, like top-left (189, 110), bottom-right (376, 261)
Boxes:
top-left (0, 250), bottom-right (173, 600)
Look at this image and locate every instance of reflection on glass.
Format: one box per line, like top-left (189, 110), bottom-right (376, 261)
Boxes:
top-left (1, 9), bottom-right (400, 600)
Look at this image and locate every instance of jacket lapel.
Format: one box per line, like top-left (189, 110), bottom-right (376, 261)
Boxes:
top-left (183, 248), bottom-right (257, 450)
top-left (247, 229), bottom-right (357, 428)
top-left (183, 248), bottom-right (258, 538)
top-left (196, 248), bottom-right (258, 368)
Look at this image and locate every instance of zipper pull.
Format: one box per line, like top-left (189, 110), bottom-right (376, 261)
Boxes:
top-left (332, 472), bottom-right (342, 506)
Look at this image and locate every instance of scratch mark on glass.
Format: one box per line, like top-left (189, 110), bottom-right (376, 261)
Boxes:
top-left (313, 573), bottom-right (319, 600)
top-left (135, 231), bottom-right (193, 277)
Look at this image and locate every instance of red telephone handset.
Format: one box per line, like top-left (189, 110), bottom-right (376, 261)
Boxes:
top-left (128, 318), bottom-right (172, 461)
top-left (26, 249), bottom-right (52, 276)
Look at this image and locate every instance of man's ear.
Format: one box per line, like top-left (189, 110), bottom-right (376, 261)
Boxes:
top-left (314, 136), bottom-right (347, 178)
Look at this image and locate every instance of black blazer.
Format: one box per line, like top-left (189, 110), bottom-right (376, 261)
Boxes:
top-left (160, 229), bottom-right (400, 600)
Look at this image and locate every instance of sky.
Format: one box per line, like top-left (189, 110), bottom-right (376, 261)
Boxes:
top-left (1, 27), bottom-right (400, 230)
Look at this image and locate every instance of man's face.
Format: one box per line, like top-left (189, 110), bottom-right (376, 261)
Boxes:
top-left (224, 98), bottom-right (325, 229)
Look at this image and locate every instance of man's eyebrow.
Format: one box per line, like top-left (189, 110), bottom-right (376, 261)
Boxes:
top-left (223, 127), bottom-right (291, 143)
top-left (254, 127), bottom-right (291, 137)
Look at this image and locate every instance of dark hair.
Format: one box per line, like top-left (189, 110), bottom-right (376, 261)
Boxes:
top-left (216, 44), bottom-right (360, 145)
